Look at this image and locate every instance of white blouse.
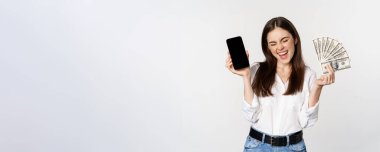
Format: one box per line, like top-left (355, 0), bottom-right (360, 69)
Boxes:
top-left (243, 63), bottom-right (319, 136)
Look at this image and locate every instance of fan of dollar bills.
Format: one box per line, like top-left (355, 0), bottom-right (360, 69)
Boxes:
top-left (312, 37), bottom-right (351, 74)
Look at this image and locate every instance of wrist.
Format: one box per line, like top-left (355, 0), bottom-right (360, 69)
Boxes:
top-left (243, 73), bottom-right (251, 80)
top-left (314, 82), bottom-right (324, 89)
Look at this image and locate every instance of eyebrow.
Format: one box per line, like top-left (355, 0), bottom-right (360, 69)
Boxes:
top-left (268, 36), bottom-right (290, 44)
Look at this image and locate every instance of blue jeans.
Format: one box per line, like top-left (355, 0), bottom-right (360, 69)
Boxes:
top-left (243, 135), bottom-right (307, 152)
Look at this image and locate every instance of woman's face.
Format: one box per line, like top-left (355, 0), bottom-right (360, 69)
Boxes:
top-left (267, 27), bottom-right (297, 65)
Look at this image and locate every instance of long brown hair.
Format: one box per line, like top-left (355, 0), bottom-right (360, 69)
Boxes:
top-left (252, 17), bottom-right (305, 97)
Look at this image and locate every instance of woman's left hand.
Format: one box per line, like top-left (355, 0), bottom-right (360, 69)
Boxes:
top-left (315, 64), bottom-right (335, 87)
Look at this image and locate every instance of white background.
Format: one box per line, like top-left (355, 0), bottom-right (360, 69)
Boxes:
top-left (1, 0), bottom-right (379, 151)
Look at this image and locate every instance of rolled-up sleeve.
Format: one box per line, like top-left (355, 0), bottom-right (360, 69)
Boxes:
top-left (242, 63), bottom-right (261, 123)
top-left (242, 97), bottom-right (262, 123)
top-left (299, 70), bottom-right (319, 128)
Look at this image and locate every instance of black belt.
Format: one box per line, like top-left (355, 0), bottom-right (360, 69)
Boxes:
top-left (249, 128), bottom-right (303, 147)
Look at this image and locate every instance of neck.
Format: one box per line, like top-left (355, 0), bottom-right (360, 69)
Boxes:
top-left (276, 62), bottom-right (291, 72)
top-left (276, 62), bottom-right (292, 84)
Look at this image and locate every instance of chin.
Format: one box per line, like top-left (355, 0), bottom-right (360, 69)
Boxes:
top-left (277, 59), bottom-right (290, 64)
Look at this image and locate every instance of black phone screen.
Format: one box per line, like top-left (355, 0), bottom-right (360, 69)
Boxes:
top-left (226, 36), bottom-right (249, 70)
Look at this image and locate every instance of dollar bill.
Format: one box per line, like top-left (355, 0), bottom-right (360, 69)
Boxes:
top-left (323, 37), bottom-right (332, 59)
top-left (321, 57), bottom-right (351, 74)
top-left (326, 48), bottom-right (349, 62)
top-left (323, 38), bottom-right (338, 61)
top-left (322, 37), bottom-right (327, 58)
top-left (317, 38), bottom-right (322, 61)
top-left (313, 37), bottom-right (351, 73)
top-left (313, 39), bottom-right (320, 61)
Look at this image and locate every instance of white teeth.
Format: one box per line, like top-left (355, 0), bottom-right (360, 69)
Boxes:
top-left (278, 51), bottom-right (288, 56)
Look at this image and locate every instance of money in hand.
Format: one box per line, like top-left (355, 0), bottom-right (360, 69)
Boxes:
top-left (312, 37), bottom-right (351, 73)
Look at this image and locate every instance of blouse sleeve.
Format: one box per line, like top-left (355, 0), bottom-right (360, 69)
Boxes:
top-left (242, 63), bottom-right (262, 123)
top-left (299, 69), bottom-right (319, 128)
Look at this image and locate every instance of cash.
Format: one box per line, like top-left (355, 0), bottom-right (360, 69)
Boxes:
top-left (313, 37), bottom-right (351, 74)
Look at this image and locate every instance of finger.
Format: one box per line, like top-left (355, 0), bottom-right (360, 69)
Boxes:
top-left (324, 73), bottom-right (330, 85)
top-left (226, 58), bottom-right (231, 67)
top-left (325, 75), bottom-right (331, 85)
top-left (226, 57), bottom-right (231, 63)
top-left (227, 62), bottom-right (235, 72)
top-left (323, 75), bottom-right (328, 85)
top-left (330, 72), bottom-right (334, 84)
top-left (226, 53), bottom-right (232, 62)
top-left (325, 65), bottom-right (332, 84)
top-left (226, 60), bottom-right (232, 68)
top-left (329, 65), bottom-right (334, 84)
top-left (329, 64), bottom-right (335, 72)
top-left (228, 60), bottom-right (232, 66)
top-left (227, 61), bottom-right (233, 68)
top-left (226, 62), bottom-right (232, 70)
top-left (328, 74), bottom-right (332, 84)
top-left (318, 76), bottom-right (326, 86)
top-left (328, 65), bottom-right (335, 83)
top-left (326, 64), bottom-right (333, 74)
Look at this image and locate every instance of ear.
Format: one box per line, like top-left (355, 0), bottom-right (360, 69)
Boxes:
top-left (294, 38), bottom-right (298, 45)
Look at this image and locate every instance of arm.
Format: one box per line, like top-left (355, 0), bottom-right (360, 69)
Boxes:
top-left (226, 52), bottom-right (261, 122)
top-left (242, 73), bottom-right (255, 105)
top-left (308, 64), bottom-right (335, 108)
top-left (225, 51), bottom-right (255, 104)
top-left (308, 84), bottom-right (323, 108)
top-left (299, 64), bottom-right (335, 128)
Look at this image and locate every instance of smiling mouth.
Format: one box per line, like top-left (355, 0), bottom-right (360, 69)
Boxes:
top-left (277, 50), bottom-right (288, 59)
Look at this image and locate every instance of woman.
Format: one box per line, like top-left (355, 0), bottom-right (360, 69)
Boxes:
top-left (226, 17), bottom-right (335, 152)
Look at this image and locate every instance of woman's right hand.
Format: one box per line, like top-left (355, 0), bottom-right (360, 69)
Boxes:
top-left (226, 51), bottom-right (251, 78)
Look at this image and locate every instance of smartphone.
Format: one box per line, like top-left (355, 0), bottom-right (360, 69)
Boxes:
top-left (226, 36), bottom-right (249, 70)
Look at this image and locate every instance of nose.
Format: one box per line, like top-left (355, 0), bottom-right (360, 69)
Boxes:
top-left (277, 43), bottom-right (284, 51)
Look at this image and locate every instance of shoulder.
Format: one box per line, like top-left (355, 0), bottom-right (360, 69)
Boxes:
top-left (249, 62), bottom-right (261, 81)
top-left (304, 66), bottom-right (317, 86)
top-left (305, 66), bottom-right (316, 78)
top-left (250, 62), bottom-right (260, 71)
